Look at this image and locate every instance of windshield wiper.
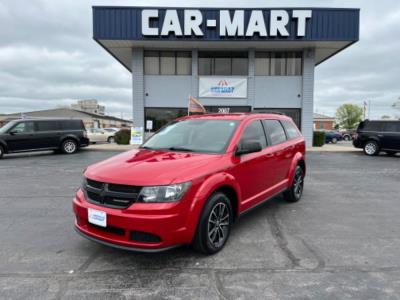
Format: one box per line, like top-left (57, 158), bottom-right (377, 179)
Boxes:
top-left (166, 147), bottom-right (195, 152)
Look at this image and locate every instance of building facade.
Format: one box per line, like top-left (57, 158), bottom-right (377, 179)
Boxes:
top-left (71, 99), bottom-right (105, 115)
top-left (313, 113), bottom-right (335, 130)
top-left (92, 7), bottom-right (359, 146)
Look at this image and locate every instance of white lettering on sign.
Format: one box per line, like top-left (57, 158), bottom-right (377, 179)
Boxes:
top-left (141, 9), bottom-right (312, 38)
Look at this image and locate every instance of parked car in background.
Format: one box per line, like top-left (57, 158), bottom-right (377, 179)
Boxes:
top-left (103, 127), bottom-right (120, 133)
top-left (87, 128), bottom-right (115, 143)
top-left (353, 120), bottom-right (400, 156)
top-left (341, 130), bottom-right (356, 141)
top-left (73, 113), bottom-right (306, 254)
top-left (0, 119), bottom-right (88, 158)
top-left (325, 131), bottom-right (343, 144)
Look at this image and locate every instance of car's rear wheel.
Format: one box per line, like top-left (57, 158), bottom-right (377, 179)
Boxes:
top-left (363, 140), bottom-right (379, 156)
top-left (344, 135), bottom-right (351, 141)
top-left (193, 192), bottom-right (233, 254)
top-left (61, 139), bottom-right (78, 154)
top-left (0, 145), bottom-right (4, 159)
top-left (284, 166), bottom-right (304, 203)
top-left (107, 136), bottom-right (115, 143)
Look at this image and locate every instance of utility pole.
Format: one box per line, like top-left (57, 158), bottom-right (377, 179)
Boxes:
top-left (363, 101), bottom-right (367, 120)
top-left (368, 100), bottom-right (371, 119)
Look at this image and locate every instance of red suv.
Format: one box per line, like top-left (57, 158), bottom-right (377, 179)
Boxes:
top-left (73, 113), bottom-right (306, 254)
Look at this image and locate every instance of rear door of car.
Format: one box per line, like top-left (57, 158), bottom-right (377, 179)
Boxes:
top-left (262, 119), bottom-right (291, 185)
top-left (381, 122), bottom-right (400, 150)
top-left (34, 120), bottom-right (62, 148)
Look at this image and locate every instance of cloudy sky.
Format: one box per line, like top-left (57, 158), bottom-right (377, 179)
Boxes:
top-left (0, 0), bottom-right (399, 119)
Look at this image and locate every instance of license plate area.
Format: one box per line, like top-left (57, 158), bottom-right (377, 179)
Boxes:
top-left (88, 208), bottom-right (107, 227)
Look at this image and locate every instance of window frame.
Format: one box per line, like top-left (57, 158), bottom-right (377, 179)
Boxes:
top-left (144, 51), bottom-right (192, 76)
top-left (198, 51), bottom-right (249, 76)
top-left (255, 51), bottom-right (303, 76)
top-left (238, 119), bottom-right (269, 150)
top-left (262, 119), bottom-right (288, 146)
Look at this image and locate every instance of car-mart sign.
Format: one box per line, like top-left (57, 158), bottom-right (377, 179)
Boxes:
top-left (142, 9), bottom-right (312, 38)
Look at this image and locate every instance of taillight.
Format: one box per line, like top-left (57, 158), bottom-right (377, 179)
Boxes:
top-left (83, 131), bottom-right (88, 138)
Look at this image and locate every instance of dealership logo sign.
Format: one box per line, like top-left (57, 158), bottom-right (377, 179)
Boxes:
top-left (199, 77), bottom-right (247, 98)
top-left (211, 80), bottom-right (235, 94)
top-left (142, 9), bottom-right (312, 38)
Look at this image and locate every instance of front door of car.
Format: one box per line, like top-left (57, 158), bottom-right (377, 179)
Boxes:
top-left (381, 122), bottom-right (400, 150)
top-left (6, 121), bottom-right (37, 151)
top-left (230, 120), bottom-right (274, 211)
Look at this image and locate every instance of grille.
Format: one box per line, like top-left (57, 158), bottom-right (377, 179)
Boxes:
top-left (130, 231), bottom-right (161, 243)
top-left (84, 178), bottom-right (141, 209)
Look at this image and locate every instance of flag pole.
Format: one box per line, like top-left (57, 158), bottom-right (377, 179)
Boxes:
top-left (187, 95), bottom-right (190, 116)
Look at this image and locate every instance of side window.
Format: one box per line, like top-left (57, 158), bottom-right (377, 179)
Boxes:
top-left (263, 120), bottom-right (287, 145)
top-left (36, 121), bottom-right (60, 131)
top-left (239, 120), bottom-right (267, 149)
top-left (383, 122), bottom-right (400, 132)
top-left (11, 122), bottom-right (35, 133)
top-left (282, 120), bottom-right (300, 139)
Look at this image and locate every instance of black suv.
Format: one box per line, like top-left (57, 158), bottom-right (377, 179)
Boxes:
top-left (353, 120), bottom-right (400, 156)
top-left (0, 119), bottom-right (89, 158)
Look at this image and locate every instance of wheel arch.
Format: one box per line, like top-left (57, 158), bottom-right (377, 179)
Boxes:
top-left (59, 135), bottom-right (79, 148)
top-left (288, 153), bottom-right (306, 186)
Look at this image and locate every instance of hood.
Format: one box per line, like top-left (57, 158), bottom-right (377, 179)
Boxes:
top-left (85, 149), bottom-right (224, 186)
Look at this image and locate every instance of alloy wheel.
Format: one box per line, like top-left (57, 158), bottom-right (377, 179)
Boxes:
top-left (293, 169), bottom-right (304, 199)
top-left (207, 202), bottom-right (230, 249)
top-left (64, 141), bottom-right (76, 153)
top-left (365, 142), bottom-right (376, 155)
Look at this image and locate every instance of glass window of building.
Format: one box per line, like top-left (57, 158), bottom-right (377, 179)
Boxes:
top-left (144, 51), bottom-right (159, 75)
top-left (198, 52), bottom-right (248, 76)
top-left (176, 52), bottom-right (192, 75)
top-left (145, 108), bottom-right (188, 132)
top-left (160, 51), bottom-right (176, 75)
top-left (271, 52), bottom-right (286, 76)
top-left (286, 52), bottom-right (302, 76)
top-left (255, 52), bottom-right (270, 76)
top-left (144, 51), bottom-right (191, 75)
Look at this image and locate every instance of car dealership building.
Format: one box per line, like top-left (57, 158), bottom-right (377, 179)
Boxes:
top-left (92, 6), bottom-right (359, 146)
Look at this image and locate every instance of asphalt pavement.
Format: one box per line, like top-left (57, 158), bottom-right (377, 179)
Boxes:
top-left (0, 150), bottom-right (399, 299)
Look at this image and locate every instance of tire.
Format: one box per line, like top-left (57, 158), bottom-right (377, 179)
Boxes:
top-left (61, 139), bottom-right (78, 154)
top-left (192, 192), bottom-right (233, 255)
top-left (386, 151), bottom-right (397, 156)
top-left (344, 135), bottom-right (351, 141)
top-left (284, 166), bottom-right (305, 203)
top-left (332, 137), bottom-right (338, 144)
top-left (363, 140), bottom-right (379, 156)
top-left (0, 145), bottom-right (4, 159)
top-left (107, 136), bottom-right (115, 143)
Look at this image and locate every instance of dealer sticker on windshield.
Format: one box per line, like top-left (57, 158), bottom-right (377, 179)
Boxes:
top-left (88, 208), bottom-right (107, 227)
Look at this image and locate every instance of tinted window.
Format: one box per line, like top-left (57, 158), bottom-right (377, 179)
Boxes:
top-left (239, 120), bottom-right (267, 149)
top-left (198, 52), bottom-right (248, 76)
top-left (36, 121), bottom-right (60, 131)
top-left (383, 122), bottom-right (400, 132)
top-left (282, 120), bottom-right (300, 139)
top-left (145, 108), bottom-right (187, 132)
top-left (142, 120), bottom-right (239, 154)
top-left (263, 120), bottom-right (287, 145)
top-left (12, 121), bottom-right (35, 133)
top-left (60, 120), bottom-right (83, 130)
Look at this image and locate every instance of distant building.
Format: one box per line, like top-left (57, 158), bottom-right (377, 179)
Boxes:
top-left (0, 108), bottom-right (132, 129)
top-left (313, 113), bottom-right (335, 130)
top-left (71, 99), bottom-right (105, 115)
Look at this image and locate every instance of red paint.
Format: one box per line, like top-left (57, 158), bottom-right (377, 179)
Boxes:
top-left (73, 113), bottom-right (306, 251)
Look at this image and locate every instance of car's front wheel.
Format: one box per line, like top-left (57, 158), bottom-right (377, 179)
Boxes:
top-left (284, 166), bottom-right (304, 203)
top-left (61, 139), bottom-right (78, 154)
top-left (107, 136), bottom-right (115, 143)
top-left (193, 192), bottom-right (233, 254)
top-left (332, 137), bottom-right (338, 144)
top-left (363, 140), bottom-right (379, 156)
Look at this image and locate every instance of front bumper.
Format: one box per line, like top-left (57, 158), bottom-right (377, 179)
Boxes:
top-left (72, 189), bottom-right (194, 251)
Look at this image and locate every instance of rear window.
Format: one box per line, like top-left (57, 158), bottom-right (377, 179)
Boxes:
top-left (36, 121), bottom-right (61, 131)
top-left (358, 121), bottom-right (383, 132)
top-left (60, 120), bottom-right (84, 130)
top-left (382, 122), bottom-right (400, 132)
top-left (263, 120), bottom-right (287, 145)
top-left (282, 120), bottom-right (300, 139)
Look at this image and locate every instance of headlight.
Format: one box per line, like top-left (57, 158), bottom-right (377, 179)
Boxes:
top-left (138, 182), bottom-right (191, 203)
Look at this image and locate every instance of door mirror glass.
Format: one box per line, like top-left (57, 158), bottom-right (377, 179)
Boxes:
top-left (236, 141), bottom-right (262, 156)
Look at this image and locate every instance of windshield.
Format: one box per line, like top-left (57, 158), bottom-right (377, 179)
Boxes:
top-left (141, 119), bottom-right (239, 154)
top-left (0, 121), bottom-right (17, 134)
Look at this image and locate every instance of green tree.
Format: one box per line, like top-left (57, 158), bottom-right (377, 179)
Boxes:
top-left (335, 104), bottom-right (363, 130)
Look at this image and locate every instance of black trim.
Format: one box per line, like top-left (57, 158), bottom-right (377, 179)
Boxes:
top-left (239, 188), bottom-right (287, 218)
top-left (74, 226), bottom-right (180, 253)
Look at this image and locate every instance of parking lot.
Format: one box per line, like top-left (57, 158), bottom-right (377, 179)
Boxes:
top-left (0, 150), bottom-right (399, 299)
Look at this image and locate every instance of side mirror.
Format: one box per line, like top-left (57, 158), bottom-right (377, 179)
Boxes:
top-left (235, 141), bottom-right (262, 156)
